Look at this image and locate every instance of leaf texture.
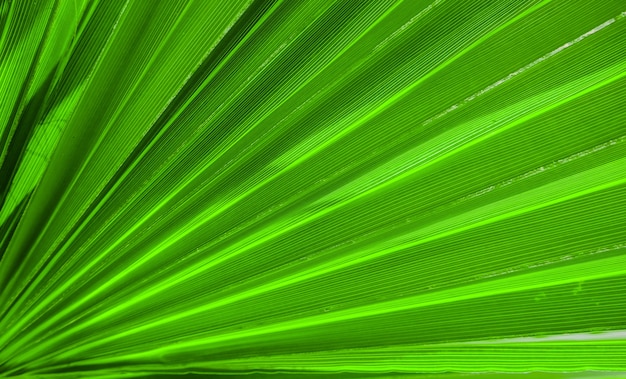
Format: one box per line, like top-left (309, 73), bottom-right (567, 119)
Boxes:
top-left (1, 0), bottom-right (626, 377)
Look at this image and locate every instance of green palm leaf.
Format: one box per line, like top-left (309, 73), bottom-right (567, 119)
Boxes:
top-left (1, 0), bottom-right (625, 377)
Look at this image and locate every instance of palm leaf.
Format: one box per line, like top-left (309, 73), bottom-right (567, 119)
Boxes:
top-left (1, 0), bottom-right (625, 377)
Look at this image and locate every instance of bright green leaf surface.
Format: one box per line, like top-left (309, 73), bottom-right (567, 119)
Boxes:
top-left (1, 0), bottom-right (625, 377)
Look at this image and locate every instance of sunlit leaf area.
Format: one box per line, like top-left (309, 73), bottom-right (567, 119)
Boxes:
top-left (1, 0), bottom-right (626, 378)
